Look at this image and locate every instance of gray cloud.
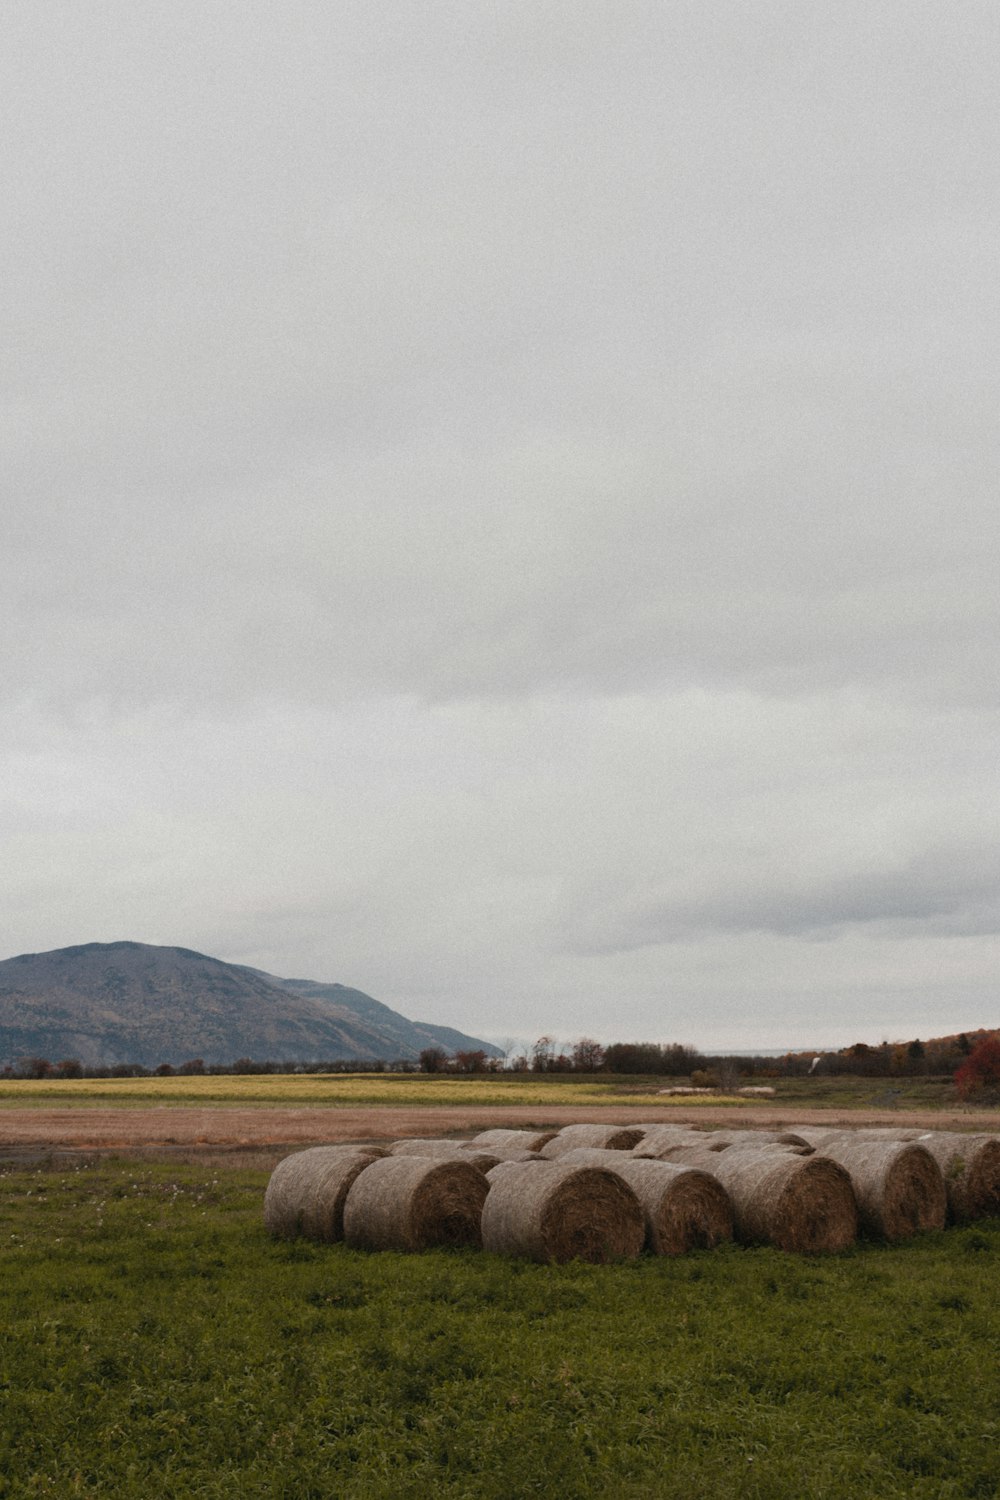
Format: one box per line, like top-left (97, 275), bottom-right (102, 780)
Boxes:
top-left (2, 3), bottom-right (998, 1047)
top-left (557, 840), bottom-right (1000, 954)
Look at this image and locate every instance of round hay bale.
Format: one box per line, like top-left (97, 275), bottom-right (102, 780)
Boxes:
top-left (540, 1124), bottom-right (646, 1158)
top-left (667, 1145), bottom-right (858, 1253)
top-left (484, 1148), bottom-right (543, 1163)
top-left (387, 1140), bottom-right (501, 1171)
top-left (555, 1147), bottom-right (632, 1164)
top-left (785, 1127), bottom-right (1000, 1218)
top-left (703, 1130), bottom-right (812, 1151)
top-left (631, 1126), bottom-right (711, 1159)
top-left (797, 1139), bottom-right (946, 1240)
top-left (557, 1149), bottom-right (733, 1254)
top-left (890, 1132), bottom-right (1000, 1224)
top-left (481, 1160), bottom-right (645, 1264)
top-left (471, 1128), bottom-right (558, 1152)
top-left (789, 1128), bottom-right (929, 1149)
top-left (787, 1128), bottom-right (855, 1151)
top-left (388, 1138), bottom-right (472, 1155)
top-left (484, 1157), bottom-right (547, 1185)
top-left (263, 1147), bottom-right (379, 1241)
top-left (342, 1155), bottom-right (488, 1252)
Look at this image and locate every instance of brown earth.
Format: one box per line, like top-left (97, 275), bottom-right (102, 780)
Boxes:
top-left (1, 1102), bottom-right (998, 1170)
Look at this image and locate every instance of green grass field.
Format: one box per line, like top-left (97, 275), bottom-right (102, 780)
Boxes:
top-left (1, 1158), bottom-right (998, 1498)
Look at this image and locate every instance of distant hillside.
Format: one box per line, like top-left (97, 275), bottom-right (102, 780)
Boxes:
top-left (0, 941), bottom-right (499, 1068)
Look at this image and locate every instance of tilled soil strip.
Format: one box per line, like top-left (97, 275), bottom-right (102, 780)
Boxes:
top-left (1, 1103), bottom-right (998, 1165)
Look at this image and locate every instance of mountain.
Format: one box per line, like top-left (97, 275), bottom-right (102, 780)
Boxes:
top-left (0, 941), bottom-right (499, 1068)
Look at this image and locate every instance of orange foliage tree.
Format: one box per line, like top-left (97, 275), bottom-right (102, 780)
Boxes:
top-left (954, 1036), bottom-right (1000, 1099)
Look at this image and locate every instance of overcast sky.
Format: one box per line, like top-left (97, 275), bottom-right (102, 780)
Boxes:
top-left (3, 2), bottom-right (998, 1051)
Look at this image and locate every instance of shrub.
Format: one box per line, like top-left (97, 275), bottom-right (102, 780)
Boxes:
top-left (955, 1036), bottom-right (1000, 1100)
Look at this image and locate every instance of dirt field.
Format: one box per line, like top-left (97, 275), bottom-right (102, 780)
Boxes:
top-left (2, 1101), bottom-right (997, 1169)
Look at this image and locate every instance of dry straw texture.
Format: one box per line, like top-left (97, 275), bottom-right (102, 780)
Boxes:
top-left (471, 1128), bottom-right (558, 1152)
top-left (342, 1155), bottom-right (488, 1252)
top-left (387, 1139), bottom-right (502, 1171)
top-left (631, 1126), bottom-right (711, 1159)
top-left (707, 1130), bottom-right (812, 1150)
top-left (794, 1138), bottom-right (946, 1240)
top-left (666, 1145), bottom-right (858, 1253)
top-left (910, 1133), bottom-right (1000, 1222)
top-left (797, 1129), bottom-right (1000, 1226)
top-left (481, 1160), bottom-right (646, 1263)
top-left (557, 1148), bottom-right (733, 1255)
top-left (483, 1159), bottom-right (545, 1186)
top-left (263, 1147), bottom-right (380, 1242)
top-left (540, 1124), bottom-right (646, 1158)
top-left (388, 1138), bottom-right (473, 1155)
top-left (483, 1148), bottom-right (545, 1163)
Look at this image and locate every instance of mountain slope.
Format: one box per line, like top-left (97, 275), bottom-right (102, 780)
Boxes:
top-left (246, 971), bottom-right (499, 1062)
top-left (0, 941), bottom-right (498, 1067)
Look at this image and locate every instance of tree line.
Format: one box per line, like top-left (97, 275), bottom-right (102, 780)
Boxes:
top-left (5, 1028), bottom-right (998, 1094)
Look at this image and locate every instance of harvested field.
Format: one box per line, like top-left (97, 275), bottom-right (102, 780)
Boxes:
top-left (1, 1102), bottom-right (998, 1165)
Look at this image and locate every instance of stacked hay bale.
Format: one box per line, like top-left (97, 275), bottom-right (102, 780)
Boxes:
top-left (481, 1159), bottom-right (645, 1264)
top-left (557, 1147), bottom-right (733, 1254)
top-left (342, 1155), bottom-right (488, 1252)
top-left (632, 1127), bottom-right (808, 1159)
top-left (471, 1128), bottom-right (558, 1152)
top-left (263, 1146), bottom-right (383, 1242)
top-left (697, 1129), bottom-right (811, 1150)
top-left (629, 1124), bottom-right (706, 1157)
top-left (387, 1139), bottom-right (502, 1171)
top-left (263, 1122), bottom-right (990, 1259)
top-left (540, 1124), bottom-right (646, 1158)
top-left (663, 1141), bottom-right (858, 1253)
top-left (908, 1133), bottom-right (1000, 1222)
top-left (793, 1127), bottom-right (993, 1226)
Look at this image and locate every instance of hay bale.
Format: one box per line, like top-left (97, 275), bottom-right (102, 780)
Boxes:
top-left (787, 1127), bottom-right (1000, 1222)
top-left (342, 1155), bottom-right (488, 1252)
top-left (794, 1138), bottom-right (946, 1240)
top-left (555, 1147), bottom-right (636, 1164)
top-left (788, 1128), bottom-right (889, 1151)
top-left (263, 1147), bottom-right (379, 1241)
top-left (387, 1139), bottom-right (501, 1171)
top-left (483, 1148), bottom-right (544, 1163)
top-left (484, 1157), bottom-right (547, 1185)
top-left (667, 1145), bottom-right (858, 1253)
top-left (388, 1137), bottom-right (472, 1154)
top-left (887, 1132), bottom-right (1000, 1224)
top-left (540, 1124), bottom-right (646, 1158)
top-left (702, 1130), bottom-right (812, 1150)
top-left (557, 1148), bottom-right (733, 1254)
top-left (631, 1126), bottom-right (710, 1159)
top-left (471, 1128), bottom-right (558, 1152)
top-left (481, 1160), bottom-right (646, 1263)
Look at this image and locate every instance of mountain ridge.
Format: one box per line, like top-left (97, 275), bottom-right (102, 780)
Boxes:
top-left (0, 941), bottom-right (499, 1068)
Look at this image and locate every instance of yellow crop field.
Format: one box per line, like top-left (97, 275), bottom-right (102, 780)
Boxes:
top-left (0, 1073), bottom-right (749, 1109)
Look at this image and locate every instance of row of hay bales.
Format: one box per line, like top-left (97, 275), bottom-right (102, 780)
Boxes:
top-left (263, 1122), bottom-right (1000, 1264)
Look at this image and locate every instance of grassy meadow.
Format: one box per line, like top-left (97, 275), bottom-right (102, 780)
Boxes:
top-left (0, 1073), bottom-right (746, 1109)
top-left (0, 1069), bottom-right (975, 1111)
top-left (1, 1157), bottom-right (999, 1498)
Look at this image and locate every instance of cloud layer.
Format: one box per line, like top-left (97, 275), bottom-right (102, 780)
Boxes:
top-left (2, 3), bottom-right (997, 1048)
